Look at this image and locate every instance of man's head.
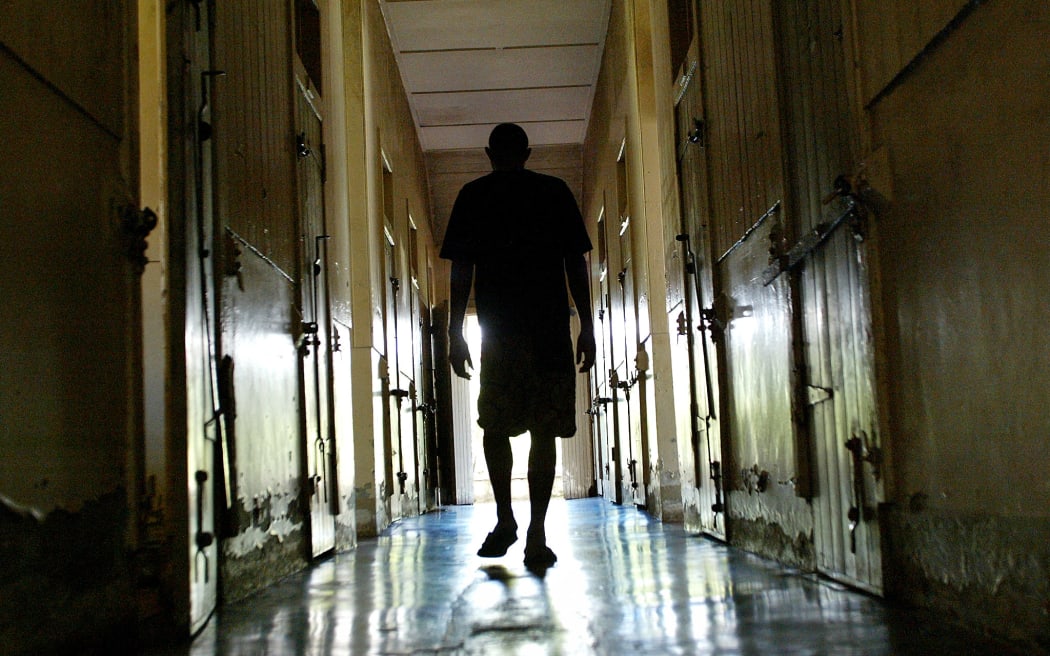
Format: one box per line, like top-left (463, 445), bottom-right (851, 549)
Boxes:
top-left (486, 123), bottom-right (531, 170)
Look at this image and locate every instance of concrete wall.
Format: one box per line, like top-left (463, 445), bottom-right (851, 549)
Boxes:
top-left (584, 0), bottom-right (1049, 649)
top-left (862, 1), bottom-right (1050, 648)
top-left (583, 0), bottom-right (687, 522)
top-left (209, 0), bottom-right (309, 601)
top-left (0, 2), bottom-right (142, 652)
top-left (347, 0), bottom-right (435, 537)
top-left (3, 0), bottom-right (1048, 652)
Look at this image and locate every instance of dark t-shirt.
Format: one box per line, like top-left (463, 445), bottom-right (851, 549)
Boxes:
top-left (440, 169), bottom-right (592, 337)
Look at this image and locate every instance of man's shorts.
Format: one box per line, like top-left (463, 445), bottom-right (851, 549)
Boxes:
top-left (477, 328), bottom-right (577, 438)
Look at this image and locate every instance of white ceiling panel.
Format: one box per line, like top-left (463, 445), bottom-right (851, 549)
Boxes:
top-left (399, 45), bottom-right (601, 93)
top-left (380, 0), bottom-right (609, 238)
top-left (383, 0), bottom-right (609, 52)
top-left (381, 0), bottom-right (610, 153)
top-left (420, 121), bottom-right (586, 151)
top-left (415, 87), bottom-right (593, 127)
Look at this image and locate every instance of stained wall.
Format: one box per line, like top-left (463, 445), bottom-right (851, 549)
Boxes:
top-left (860, 1), bottom-right (1050, 647)
top-left (207, 0), bottom-right (309, 601)
top-left (0, 2), bottom-right (141, 652)
top-left (586, 0), bottom-right (1050, 649)
top-left (347, 0), bottom-right (436, 537)
top-left (584, 0), bottom-right (689, 522)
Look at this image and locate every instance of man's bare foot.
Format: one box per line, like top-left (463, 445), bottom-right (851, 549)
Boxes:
top-left (477, 522), bottom-right (517, 557)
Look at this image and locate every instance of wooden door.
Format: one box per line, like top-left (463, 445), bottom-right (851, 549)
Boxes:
top-left (396, 240), bottom-right (418, 514)
top-left (162, 0), bottom-right (222, 632)
top-left (592, 212), bottom-right (619, 503)
top-left (0, 0), bottom-right (167, 639)
top-left (596, 212), bottom-right (624, 504)
top-left (674, 65), bottom-right (726, 539)
top-left (616, 256), bottom-right (643, 507)
top-left (398, 250), bottom-right (421, 515)
top-left (413, 275), bottom-right (437, 512)
top-left (617, 224), bottom-right (645, 507)
top-left (776, 0), bottom-right (883, 593)
top-left (381, 229), bottom-right (409, 520)
top-left (430, 302), bottom-right (456, 506)
top-left (611, 154), bottom-right (645, 507)
top-left (697, 0), bottom-right (803, 548)
top-left (294, 75), bottom-right (336, 557)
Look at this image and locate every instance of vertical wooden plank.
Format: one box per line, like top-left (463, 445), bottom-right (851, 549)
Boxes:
top-left (451, 373), bottom-right (474, 505)
top-left (563, 312), bottom-right (597, 500)
top-left (854, 0), bottom-right (970, 104)
top-left (778, 0), bottom-right (884, 592)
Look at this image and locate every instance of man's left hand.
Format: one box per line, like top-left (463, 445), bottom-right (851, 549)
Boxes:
top-left (576, 330), bottom-right (596, 372)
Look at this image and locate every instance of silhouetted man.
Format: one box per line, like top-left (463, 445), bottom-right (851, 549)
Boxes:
top-left (441, 123), bottom-right (595, 569)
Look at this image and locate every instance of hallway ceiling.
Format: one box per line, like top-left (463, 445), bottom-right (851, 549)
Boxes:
top-left (381, 0), bottom-right (612, 152)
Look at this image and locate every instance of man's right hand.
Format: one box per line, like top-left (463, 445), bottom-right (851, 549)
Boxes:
top-left (449, 332), bottom-right (473, 379)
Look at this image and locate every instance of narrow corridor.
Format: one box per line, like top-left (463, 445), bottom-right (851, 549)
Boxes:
top-left (156, 499), bottom-right (1017, 655)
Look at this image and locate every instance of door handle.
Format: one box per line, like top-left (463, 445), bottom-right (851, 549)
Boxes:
top-left (845, 432), bottom-right (877, 553)
top-left (389, 388), bottom-right (410, 409)
top-left (194, 470), bottom-right (213, 582)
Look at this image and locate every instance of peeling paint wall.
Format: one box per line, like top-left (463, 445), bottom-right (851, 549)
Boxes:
top-left (691, 0), bottom-right (816, 569)
top-left (220, 478), bottom-right (307, 602)
top-left (0, 492), bottom-right (137, 654)
top-left (862, 0), bottom-right (1050, 648)
top-left (0, 2), bottom-right (142, 652)
top-left (584, 0), bottom-right (688, 520)
top-left (589, 1), bottom-right (1050, 648)
top-left (210, 0), bottom-right (310, 601)
top-left (347, 0), bottom-right (436, 538)
top-left (0, 2), bottom-right (135, 516)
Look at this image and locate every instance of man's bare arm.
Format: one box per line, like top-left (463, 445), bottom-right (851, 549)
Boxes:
top-left (448, 260), bottom-right (474, 378)
top-left (566, 253), bottom-right (596, 372)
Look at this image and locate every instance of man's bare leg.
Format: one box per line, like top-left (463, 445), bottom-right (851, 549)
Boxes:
top-left (478, 432), bottom-right (517, 556)
top-left (525, 433), bottom-right (558, 566)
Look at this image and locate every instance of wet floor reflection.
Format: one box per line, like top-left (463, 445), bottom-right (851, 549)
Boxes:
top-left (164, 498), bottom-right (1019, 655)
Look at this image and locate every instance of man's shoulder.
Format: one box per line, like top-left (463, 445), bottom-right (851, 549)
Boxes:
top-left (459, 170), bottom-right (569, 194)
top-left (459, 174), bottom-right (494, 192)
top-left (524, 169), bottom-right (569, 187)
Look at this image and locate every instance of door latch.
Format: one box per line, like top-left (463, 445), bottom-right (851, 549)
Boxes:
top-left (296, 132), bottom-right (312, 159)
top-left (120, 205), bottom-right (158, 274)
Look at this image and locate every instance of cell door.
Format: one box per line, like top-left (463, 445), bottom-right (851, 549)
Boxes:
top-left (776, 0), bottom-right (883, 593)
top-left (405, 231), bottom-right (432, 513)
top-left (615, 199), bottom-right (645, 506)
top-left (413, 278), bottom-right (436, 512)
top-left (592, 213), bottom-right (619, 503)
top-left (615, 256), bottom-right (644, 507)
top-left (394, 245), bottom-right (420, 515)
top-left (589, 279), bottom-right (608, 501)
top-left (164, 0), bottom-right (223, 633)
top-left (674, 66), bottom-right (726, 539)
top-left (697, 0), bottom-right (803, 550)
top-left (382, 229), bottom-right (409, 521)
top-left (294, 75), bottom-right (336, 557)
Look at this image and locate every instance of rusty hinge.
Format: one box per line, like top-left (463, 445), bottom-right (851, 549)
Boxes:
top-left (806, 385), bottom-right (833, 405)
top-left (120, 205), bottom-right (158, 275)
top-left (296, 132), bottom-right (311, 159)
top-left (687, 117), bottom-right (707, 148)
top-left (320, 142), bottom-right (327, 183)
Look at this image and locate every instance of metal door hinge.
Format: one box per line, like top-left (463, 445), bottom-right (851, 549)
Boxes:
top-left (296, 132), bottom-right (312, 159)
top-left (120, 205), bottom-right (158, 275)
top-left (687, 117), bottom-right (707, 148)
top-left (806, 385), bottom-right (834, 405)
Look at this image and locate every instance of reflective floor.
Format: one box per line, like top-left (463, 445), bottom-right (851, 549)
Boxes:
top-left (161, 498), bottom-right (1019, 655)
